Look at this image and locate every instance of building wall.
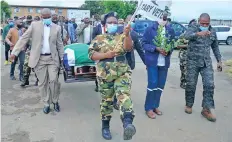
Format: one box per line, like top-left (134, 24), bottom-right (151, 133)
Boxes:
top-left (10, 6), bottom-right (68, 18)
top-left (211, 20), bottom-right (232, 26)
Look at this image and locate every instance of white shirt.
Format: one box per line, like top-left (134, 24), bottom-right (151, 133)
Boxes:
top-left (157, 26), bottom-right (166, 66)
top-left (41, 24), bottom-right (51, 54)
top-left (84, 25), bottom-right (91, 44)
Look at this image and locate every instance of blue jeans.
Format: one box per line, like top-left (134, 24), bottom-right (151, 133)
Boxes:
top-left (10, 51), bottom-right (25, 78)
top-left (144, 66), bottom-right (168, 111)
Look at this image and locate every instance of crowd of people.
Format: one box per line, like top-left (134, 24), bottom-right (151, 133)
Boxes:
top-left (1, 7), bottom-right (223, 141)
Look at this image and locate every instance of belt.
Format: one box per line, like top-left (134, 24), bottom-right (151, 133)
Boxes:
top-left (41, 53), bottom-right (51, 56)
top-left (100, 55), bottom-right (126, 62)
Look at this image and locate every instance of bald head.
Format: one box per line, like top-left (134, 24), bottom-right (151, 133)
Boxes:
top-left (41, 8), bottom-right (52, 19)
top-left (199, 13), bottom-right (210, 28)
top-left (200, 13), bottom-right (210, 20)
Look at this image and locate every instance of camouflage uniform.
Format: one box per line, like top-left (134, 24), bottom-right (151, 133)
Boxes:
top-left (176, 34), bottom-right (188, 88)
top-left (184, 25), bottom-right (221, 109)
top-left (88, 34), bottom-right (134, 121)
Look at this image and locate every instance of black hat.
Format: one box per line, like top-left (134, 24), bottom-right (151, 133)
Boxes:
top-left (27, 15), bottom-right (33, 21)
top-left (104, 12), bottom-right (118, 24)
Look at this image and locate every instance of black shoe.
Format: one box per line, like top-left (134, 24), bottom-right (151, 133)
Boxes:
top-left (95, 87), bottom-right (98, 92)
top-left (20, 80), bottom-right (29, 87)
top-left (113, 104), bottom-right (119, 110)
top-left (43, 106), bottom-right (50, 114)
top-left (102, 128), bottom-right (112, 140)
top-left (102, 120), bottom-right (112, 140)
top-left (122, 114), bottom-right (136, 140)
top-left (53, 102), bottom-right (60, 112)
top-left (34, 80), bottom-right (38, 86)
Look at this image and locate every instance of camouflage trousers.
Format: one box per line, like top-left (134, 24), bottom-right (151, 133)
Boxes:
top-left (23, 53), bottom-right (38, 81)
top-left (180, 59), bottom-right (187, 88)
top-left (185, 60), bottom-right (215, 109)
top-left (97, 70), bottom-right (135, 121)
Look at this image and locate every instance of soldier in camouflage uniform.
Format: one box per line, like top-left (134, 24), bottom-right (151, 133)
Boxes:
top-left (88, 12), bottom-right (136, 140)
top-left (177, 34), bottom-right (188, 89)
top-left (184, 13), bottom-right (222, 122)
top-left (21, 15), bottom-right (39, 87)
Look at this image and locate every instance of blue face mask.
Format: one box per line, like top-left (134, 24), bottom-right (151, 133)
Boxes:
top-left (130, 22), bottom-right (135, 29)
top-left (43, 18), bottom-right (52, 26)
top-left (9, 22), bottom-right (14, 27)
top-left (200, 26), bottom-right (209, 31)
top-left (107, 24), bottom-right (118, 34)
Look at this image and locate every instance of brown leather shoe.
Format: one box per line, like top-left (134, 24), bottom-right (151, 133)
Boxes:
top-left (146, 110), bottom-right (156, 119)
top-left (201, 109), bottom-right (216, 122)
top-left (185, 106), bottom-right (192, 114)
top-left (153, 108), bottom-right (163, 115)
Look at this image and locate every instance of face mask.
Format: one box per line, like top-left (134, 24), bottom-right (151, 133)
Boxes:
top-left (130, 22), bottom-right (135, 29)
top-left (200, 26), bottom-right (209, 31)
top-left (43, 18), bottom-right (52, 26)
top-left (106, 24), bottom-right (118, 34)
top-left (9, 22), bottom-right (14, 27)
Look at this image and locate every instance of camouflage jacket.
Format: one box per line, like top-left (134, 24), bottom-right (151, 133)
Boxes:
top-left (88, 34), bottom-right (130, 80)
top-left (184, 24), bottom-right (222, 67)
top-left (176, 34), bottom-right (188, 61)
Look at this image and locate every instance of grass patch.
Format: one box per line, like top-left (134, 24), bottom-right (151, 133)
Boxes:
top-left (225, 59), bottom-right (232, 66)
top-left (225, 59), bottom-right (232, 77)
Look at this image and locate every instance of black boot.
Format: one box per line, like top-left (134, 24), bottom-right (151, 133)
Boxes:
top-left (122, 113), bottom-right (136, 140)
top-left (20, 78), bottom-right (29, 87)
top-left (35, 79), bottom-right (39, 86)
top-left (102, 120), bottom-right (112, 140)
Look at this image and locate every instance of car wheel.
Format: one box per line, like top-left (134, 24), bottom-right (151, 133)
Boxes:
top-left (226, 37), bottom-right (232, 45)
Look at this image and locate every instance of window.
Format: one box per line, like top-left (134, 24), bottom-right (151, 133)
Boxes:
top-left (28, 8), bottom-right (33, 13)
top-left (14, 7), bottom-right (20, 13)
top-left (58, 9), bottom-right (62, 15)
top-left (36, 8), bottom-right (41, 13)
top-left (51, 8), bottom-right (55, 14)
top-left (218, 27), bottom-right (230, 32)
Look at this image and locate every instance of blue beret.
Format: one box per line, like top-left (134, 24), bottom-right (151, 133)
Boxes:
top-left (104, 12), bottom-right (118, 24)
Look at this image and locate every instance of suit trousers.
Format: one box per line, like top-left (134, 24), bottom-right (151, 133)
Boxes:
top-left (34, 55), bottom-right (59, 106)
top-left (144, 66), bottom-right (168, 111)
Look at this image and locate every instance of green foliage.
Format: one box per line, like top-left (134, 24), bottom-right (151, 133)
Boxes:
top-left (102, 0), bottom-right (137, 19)
top-left (153, 25), bottom-right (174, 52)
top-left (80, 1), bottom-right (105, 17)
top-left (1, 0), bottom-right (11, 19)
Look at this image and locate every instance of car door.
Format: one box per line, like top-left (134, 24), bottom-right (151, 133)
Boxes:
top-left (215, 27), bottom-right (230, 41)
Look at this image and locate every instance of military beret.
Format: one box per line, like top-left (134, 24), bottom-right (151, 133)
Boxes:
top-left (104, 12), bottom-right (118, 23)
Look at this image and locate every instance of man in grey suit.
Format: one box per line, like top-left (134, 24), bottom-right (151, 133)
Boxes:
top-left (76, 17), bottom-right (94, 44)
top-left (10, 8), bottom-right (64, 114)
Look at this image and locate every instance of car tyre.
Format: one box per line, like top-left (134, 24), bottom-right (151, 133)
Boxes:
top-left (226, 37), bottom-right (232, 45)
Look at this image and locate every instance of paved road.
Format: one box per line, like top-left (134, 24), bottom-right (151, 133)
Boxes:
top-left (1, 45), bottom-right (232, 142)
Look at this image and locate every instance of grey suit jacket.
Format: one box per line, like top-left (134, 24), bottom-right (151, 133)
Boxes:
top-left (76, 24), bottom-right (93, 43)
top-left (12, 21), bottom-right (64, 68)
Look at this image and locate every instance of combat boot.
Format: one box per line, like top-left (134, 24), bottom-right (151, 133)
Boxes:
top-left (201, 108), bottom-right (216, 122)
top-left (102, 120), bottom-right (112, 140)
top-left (122, 113), bottom-right (136, 140)
top-left (20, 78), bottom-right (29, 87)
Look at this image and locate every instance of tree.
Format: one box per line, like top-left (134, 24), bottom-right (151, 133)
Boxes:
top-left (80, 1), bottom-right (105, 17)
top-left (1, 0), bottom-right (11, 19)
top-left (102, 0), bottom-right (137, 19)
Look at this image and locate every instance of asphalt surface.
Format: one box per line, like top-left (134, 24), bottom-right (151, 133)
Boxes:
top-left (1, 44), bottom-right (232, 142)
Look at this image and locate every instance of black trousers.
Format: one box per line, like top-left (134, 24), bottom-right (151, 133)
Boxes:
top-left (5, 42), bottom-right (11, 61)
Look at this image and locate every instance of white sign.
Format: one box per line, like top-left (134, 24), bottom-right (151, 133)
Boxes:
top-left (137, 0), bottom-right (172, 21)
top-left (67, 10), bottom-right (90, 25)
